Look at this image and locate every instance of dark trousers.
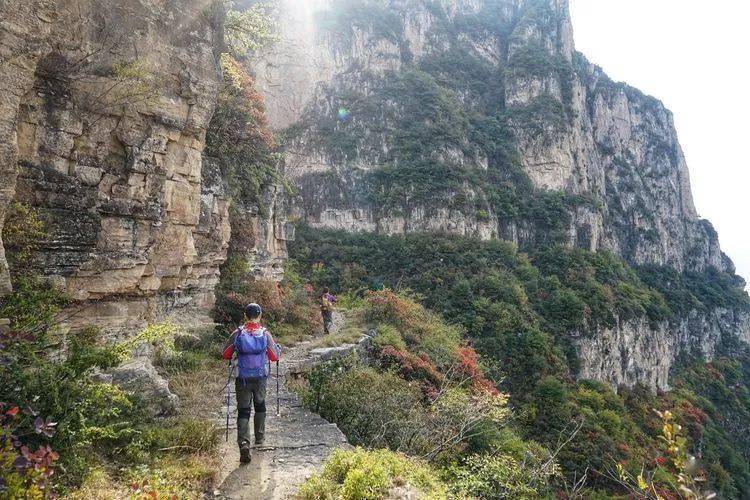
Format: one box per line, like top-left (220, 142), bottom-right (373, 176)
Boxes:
top-left (322, 310), bottom-right (333, 334)
top-left (235, 377), bottom-right (267, 446)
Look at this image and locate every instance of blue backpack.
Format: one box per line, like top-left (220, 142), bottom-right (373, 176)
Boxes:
top-left (235, 327), bottom-right (269, 379)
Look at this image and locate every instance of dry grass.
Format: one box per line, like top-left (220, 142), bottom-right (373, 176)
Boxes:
top-left (69, 454), bottom-right (216, 499)
top-left (273, 322), bottom-right (316, 347)
top-left (170, 357), bottom-right (227, 411)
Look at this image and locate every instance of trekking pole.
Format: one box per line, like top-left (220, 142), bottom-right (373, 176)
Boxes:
top-left (275, 360), bottom-right (280, 417)
top-left (225, 360), bottom-right (233, 442)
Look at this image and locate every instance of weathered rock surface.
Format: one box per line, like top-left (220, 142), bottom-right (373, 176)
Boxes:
top-left (0, 0), bottom-right (226, 329)
top-left (255, 0), bottom-right (725, 273)
top-left (0, 318), bottom-right (10, 336)
top-left (111, 357), bottom-right (179, 416)
top-left (222, 179), bottom-right (292, 283)
top-left (0, 0), bottom-right (285, 333)
top-left (576, 309), bottom-right (750, 390)
top-left (0, 0), bottom-right (60, 296)
top-left (253, 0), bottom-right (749, 389)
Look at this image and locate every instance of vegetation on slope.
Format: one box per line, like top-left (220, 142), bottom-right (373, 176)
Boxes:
top-left (290, 227), bottom-right (750, 496)
top-left (295, 291), bottom-right (562, 498)
top-left (207, 51), bottom-right (323, 346)
top-left (0, 4), bottom-right (288, 497)
top-left (288, 0), bottom-right (589, 242)
top-left (0, 206), bottom-right (225, 497)
top-left (299, 448), bottom-right (449, 500)
top-left (291, 0), bottom-right (750, 497)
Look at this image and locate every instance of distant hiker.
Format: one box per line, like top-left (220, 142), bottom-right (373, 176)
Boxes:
top-left (222, 303), bottom-right (281, 464)
top-left (320, 287), bottom-right (336, 334)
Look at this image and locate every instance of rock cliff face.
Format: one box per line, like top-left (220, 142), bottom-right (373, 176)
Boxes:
top-left (2, 0), bottom-right (746, 388)
top-left (254, 0), bottom-right (749, 389)
top-left (0, 0), bottom-right (228, 330)
top-left (575, 309), bottom-right (750, 389)
top-left (256, 0), bottom-right (723, 273)
top-left (0, 0), bottom-right (291, 332)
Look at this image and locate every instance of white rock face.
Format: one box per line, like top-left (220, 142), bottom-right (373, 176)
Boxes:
top-left (577, 309), bottom-right (750, 391)
top-left (256, 0), bottom-right (728, 273)
top-left (253, 0), bottom-right (338, 130)
top-left (254, 0), bottom-right (749, 388)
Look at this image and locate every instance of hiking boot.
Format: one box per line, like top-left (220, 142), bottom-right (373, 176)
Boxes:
top-left (239, 443), bottom-right (252, 464)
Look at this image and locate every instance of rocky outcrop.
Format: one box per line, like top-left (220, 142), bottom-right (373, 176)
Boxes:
top-left (0, 0), bottom-right (231, 331)
top-left (0, 0), bottom-right (60, 296)
top-left (225, 181), bottom-right (292, 282)
top-left (0, 318), bottom-right (9, 337)
top-left (576, 309), bottom-right (750, 390)
top-left (253, 0), bottom-right (749, 389)
top-left (111, 357), bottom-right (179, 417)
top-left (253, 0), bottom-right (730, 274)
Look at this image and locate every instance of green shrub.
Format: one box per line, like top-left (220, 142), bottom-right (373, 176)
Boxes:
top-left (206, 54), bottom-right (281, 213)
top-left (372, 324), bottom-right (406, 352)
top-left (0, 314), bottom-right (197, 488)
top-left (290, 227), bottom-right (750, 490)
top-left (364, 289), bottom-right (462, 369)
top-left (301, 362), bottom-right (425, 450)
top-left (157, 351), bottom-right (206, 375)
top-left (215, 271), bottom-right (322, 346)
top-left (298, 448), bottom-right (448, 500)
top-left (638, 264), bottom-right (750, 315)
top-left (0, 275), bottom-right (69, 336)
top-left (1, 202), bottom-right (46, 270)
top-left (448, 451), bottom-right (560, 498)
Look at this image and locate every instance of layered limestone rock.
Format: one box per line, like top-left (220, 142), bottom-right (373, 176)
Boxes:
top-left (221, 176), bottom-right (293, 283)
top-left (576, 309), bottom-right (750, 391)
top-left (0, 0), bottom-right (232, 330)
top-left (0, 0), bottom-right (60, 296)
top-left (254, 0), bottom-right (749, 389)
top-left (255, 0), bottom-right (726, 272)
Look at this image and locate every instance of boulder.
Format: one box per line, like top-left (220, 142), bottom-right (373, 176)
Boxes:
top-left (111, 357), bottom-right (178, 416)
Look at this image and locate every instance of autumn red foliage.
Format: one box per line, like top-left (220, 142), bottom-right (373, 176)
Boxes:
top-left (1, 403), bottom-right (59, 496)
top-left (366, 290), bottom-right (500, 397)
top-left (378, 346), bottom-right (444, 389)
top-left (455, 346), bottom-right (500, 395)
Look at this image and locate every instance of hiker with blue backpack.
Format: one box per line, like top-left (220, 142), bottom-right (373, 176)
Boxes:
top-left (222, 303), bottom-right (281, 464)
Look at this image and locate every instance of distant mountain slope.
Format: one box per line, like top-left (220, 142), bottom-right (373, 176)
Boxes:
top-left (255, 0), bottom-right (749, 390)
top-left (256, 0), bottom-right (733, 276)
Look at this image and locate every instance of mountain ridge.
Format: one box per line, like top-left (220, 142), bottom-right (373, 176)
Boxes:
top-left (252, 0), bottom-right (750, 390)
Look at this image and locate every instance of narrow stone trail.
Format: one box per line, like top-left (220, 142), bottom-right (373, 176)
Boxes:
top-left (215, 313), bottom-right (352, 499)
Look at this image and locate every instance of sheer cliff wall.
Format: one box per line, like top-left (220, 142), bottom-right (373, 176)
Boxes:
top-left (253, 0), bottom-right (749, 389)
top-left (0, 0), bottom-right (287, 331)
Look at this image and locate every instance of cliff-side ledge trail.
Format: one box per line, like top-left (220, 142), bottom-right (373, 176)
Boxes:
top-left (215, 313), bottom-right (351, 499)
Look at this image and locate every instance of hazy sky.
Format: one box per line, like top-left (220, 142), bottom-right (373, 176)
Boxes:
top-left (569, 0), bottom-right (750, 287)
